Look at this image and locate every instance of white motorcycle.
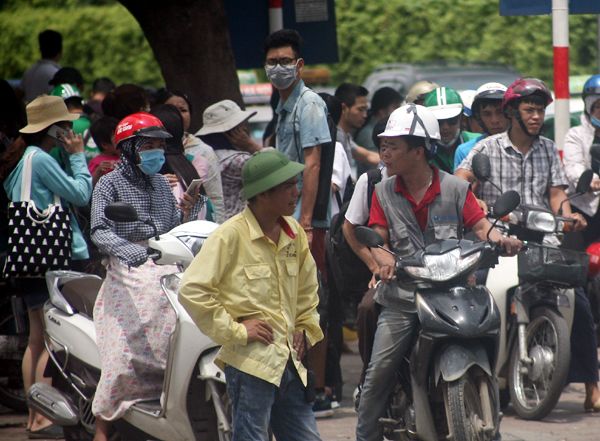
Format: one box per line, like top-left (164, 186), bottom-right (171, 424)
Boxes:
top-left (26, 202), bottom-right (230, 441)
top-left (473, 153), bottom-right (591, 420)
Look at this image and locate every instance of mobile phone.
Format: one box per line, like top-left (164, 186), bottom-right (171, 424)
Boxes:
top-left (185, 178), bottom-right (204, 195)
top-left (47, 124), bottom-right (69, 140)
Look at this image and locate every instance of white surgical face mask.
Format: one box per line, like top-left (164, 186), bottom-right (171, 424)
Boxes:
top-left (265, 63), bottom-right (298, 90)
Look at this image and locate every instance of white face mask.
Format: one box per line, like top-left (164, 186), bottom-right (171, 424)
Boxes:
top-left (265, 63), bottom-right (298, 90)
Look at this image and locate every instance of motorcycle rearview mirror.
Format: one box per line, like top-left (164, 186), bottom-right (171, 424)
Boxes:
top-left (487, 190), bottom-right (521, 241)
top-left (104, 202), bottom-right (159, 240)
top-left (576, 169), bottom-right (593, 194)
top-left (590, 144), bottom-right (600, 175)
top-left (558, 169), bottom-right (594, 215)
top-left (104, 202), bottom-right (139, 222)
top-left (472, 153), bottom-right (491, 182)
top-left (492, 190), bottom-right (521, 219)
top-left (472, 153), bottom-right (503, 193)
top-left (355, 226), bottom-right (396, 257)
top-left (355, 226), bottom-right (384, 248)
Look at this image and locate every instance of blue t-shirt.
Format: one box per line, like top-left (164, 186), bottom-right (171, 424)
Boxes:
top-left (276, 80), bottom-right (332, 228)
top-left (454, 134), bottom-right (485, 173)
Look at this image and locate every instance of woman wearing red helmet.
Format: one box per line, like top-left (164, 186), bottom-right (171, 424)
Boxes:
top-left (89, 113), bottom-right (203, 441)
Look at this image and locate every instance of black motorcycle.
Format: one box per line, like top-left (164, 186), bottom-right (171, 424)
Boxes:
top-left (355, 190), bottom-right (520, 441)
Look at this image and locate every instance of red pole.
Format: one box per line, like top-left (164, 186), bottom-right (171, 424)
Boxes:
top-left (552, 0), bottom-right (570, 151)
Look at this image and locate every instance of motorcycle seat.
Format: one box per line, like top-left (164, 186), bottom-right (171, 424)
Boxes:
top-left (60, 277), bottom-right (104, 320)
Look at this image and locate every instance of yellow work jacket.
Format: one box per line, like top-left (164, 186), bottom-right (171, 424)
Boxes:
top-left (179, 206), bottom-right (323, 386)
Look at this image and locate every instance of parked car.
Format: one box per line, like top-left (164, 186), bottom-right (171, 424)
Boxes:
top-left (362, 60), bottom-right (522, 100)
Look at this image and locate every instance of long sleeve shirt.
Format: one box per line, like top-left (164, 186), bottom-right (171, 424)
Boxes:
top-left (4, 146), bottom-right (92, 259)
top-left (178, 205), bottom-right (323, 387)
top-left (91, 166), bottom-right (202, 267)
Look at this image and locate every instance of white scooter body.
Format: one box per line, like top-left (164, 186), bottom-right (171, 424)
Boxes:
top-left (486, 255), bottom-right (575, 383)
top-left (32, 219), bottom-right (225, 441)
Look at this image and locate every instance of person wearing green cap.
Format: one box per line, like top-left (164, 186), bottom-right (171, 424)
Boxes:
top-left (50, 83), bottom-right (98, 163)
top-left (179, 149), bottom-right (324, 441)
top-left (424, 87), bottom-right (480, 173)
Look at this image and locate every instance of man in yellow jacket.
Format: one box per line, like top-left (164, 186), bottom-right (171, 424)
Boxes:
top-left (179, 149), bottom-right (324, 441)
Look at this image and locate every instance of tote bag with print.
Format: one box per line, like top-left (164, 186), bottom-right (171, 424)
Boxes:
top-left (3, 151), bottom-right (72, 278)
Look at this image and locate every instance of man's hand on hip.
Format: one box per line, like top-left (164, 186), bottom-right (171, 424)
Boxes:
top-left (242, 319), bottom-right (274, 345)
top-left (293, 329), bottom-right (312, 360)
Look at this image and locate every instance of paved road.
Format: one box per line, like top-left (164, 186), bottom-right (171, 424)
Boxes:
top-left (1, 340), bottom-right (599, 441)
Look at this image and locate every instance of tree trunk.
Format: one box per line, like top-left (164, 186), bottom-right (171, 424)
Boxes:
top-left (118, 0), bottom-right (243, 133)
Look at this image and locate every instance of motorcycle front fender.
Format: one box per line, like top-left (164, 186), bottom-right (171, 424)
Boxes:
top-left (434, 342), bottom-right (492, 385)
top-left (198, 347), bottom-right (226, 384)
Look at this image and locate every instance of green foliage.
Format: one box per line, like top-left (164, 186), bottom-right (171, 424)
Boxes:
top-left (330, 0), bottom-right (599, 88)
top-left (2, 0), bottom-right (598, 94)
top-left (0, 5), bottom-right (162, 90)
top-left (0, 0), bottom-right (116, 11)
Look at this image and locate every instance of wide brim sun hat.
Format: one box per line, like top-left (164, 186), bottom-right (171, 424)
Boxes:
top-left (197, 99), bottom-right (257, 136)
top-left (20, 95), bottom-right (79, 134)
top-left (240, 150), bottom-right (306, 201)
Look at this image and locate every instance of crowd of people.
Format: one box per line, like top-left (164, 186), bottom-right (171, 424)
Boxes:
top-left (2, 26), bottom-right (600, 441)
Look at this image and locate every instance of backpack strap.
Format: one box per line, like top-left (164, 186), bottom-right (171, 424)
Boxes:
top-left (291, 86), bottom-right (313, 163)
top-left (335, 190), bottom-right (343, 209)
top-left (366, 168), bottom-right (383, 211)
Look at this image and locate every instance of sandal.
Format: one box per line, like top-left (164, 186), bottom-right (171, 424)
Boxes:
top-left (28, 423), bottom-right (64, 439)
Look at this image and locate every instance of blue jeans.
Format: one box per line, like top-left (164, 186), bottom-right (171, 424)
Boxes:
top-left (356, 306), bottom-right (419, 441)
top-left (225, 360), bottom-right (322, 441)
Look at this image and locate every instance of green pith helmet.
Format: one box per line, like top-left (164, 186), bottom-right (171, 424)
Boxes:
top-left (50, 84), bottom-right (83, 102)
top-left (240, 150), bottom-right (306, 201)
top-left (424, 87), bottom-right (464, 120)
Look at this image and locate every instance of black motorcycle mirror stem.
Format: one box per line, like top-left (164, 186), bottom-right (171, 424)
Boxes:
top-left (104, 202), bottom-right (160, 240)
top-left (558, 169), bottom-right (593, 215)
top-left (486, 190), bottom-right (521, 241)
top-left (472, 153), bottom-right (502, 193)
top-left (590, 144), bottom-right (600, 175)
top-left (354, 226), bottom-right (397, 257)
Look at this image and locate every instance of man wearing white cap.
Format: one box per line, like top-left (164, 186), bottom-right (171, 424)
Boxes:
top-left (454, 83), bottom-right (509, 173)
top-left (197, 100), bottom-right (263, 220)
top-left (355, 104), bottom-right (521, 441)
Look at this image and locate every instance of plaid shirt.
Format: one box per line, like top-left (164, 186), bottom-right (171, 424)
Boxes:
top-left (457, 132), bottom-right (568, 209)
top-left (91, 165), bottom-right (203, 267)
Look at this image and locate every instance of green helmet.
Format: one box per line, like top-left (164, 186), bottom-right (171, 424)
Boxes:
top-left (50, 84), bottom-right (83, 102)
top-left (424, 87), bottom-right (464, 120)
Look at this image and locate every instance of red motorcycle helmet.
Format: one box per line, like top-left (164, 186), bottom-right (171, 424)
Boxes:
top-left (114, 113), bottom-right (171, 147)
top-left (502, 77), bottom-right (553, 111)
top-left (587, 243), bottom-right (600, 277)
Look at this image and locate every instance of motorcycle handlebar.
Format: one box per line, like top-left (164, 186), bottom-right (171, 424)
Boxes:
top-left (147, 249), bottom-right (161, 260)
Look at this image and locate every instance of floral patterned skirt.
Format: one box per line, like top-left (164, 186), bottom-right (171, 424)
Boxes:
top-left (92, 256), bottom-right (177, 420)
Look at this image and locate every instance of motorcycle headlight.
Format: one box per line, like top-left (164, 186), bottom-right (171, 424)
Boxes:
top-left (174, 234), bottom-right (207, 256)
top-left (161, 273), bottom-right (181, 296)
top-left (404, 249), bottom-right (481, 282)
top-left (526, 211), bottom-right (556, 232)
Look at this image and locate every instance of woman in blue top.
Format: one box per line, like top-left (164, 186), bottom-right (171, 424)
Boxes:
top-left (0, 95), bottom-right (92, 438)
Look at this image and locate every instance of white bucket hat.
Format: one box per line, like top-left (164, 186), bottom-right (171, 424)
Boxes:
top-left (196, 100), bottom-right (257, 136)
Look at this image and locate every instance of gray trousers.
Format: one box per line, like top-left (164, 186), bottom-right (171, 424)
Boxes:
top-left (355, 306), bottom-right (419, 441)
